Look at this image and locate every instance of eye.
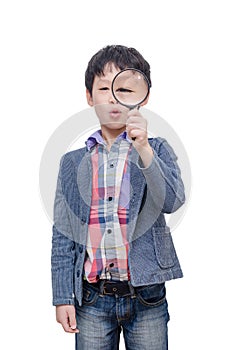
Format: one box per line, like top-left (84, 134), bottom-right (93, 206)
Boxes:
top-left (99, 87), bottom-right (109, 91)
top-left (116, 88), bottom-right (134, 93)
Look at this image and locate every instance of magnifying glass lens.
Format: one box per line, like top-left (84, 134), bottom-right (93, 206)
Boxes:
top-left (112, 69), bottom-right (149, 108)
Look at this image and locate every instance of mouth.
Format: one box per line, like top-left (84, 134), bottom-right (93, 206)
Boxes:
top-left (109, 109), bottom-right (122, 118)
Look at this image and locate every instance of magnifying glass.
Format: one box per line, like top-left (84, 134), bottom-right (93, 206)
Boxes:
top-left (111, 68), bottom-right (150, 139)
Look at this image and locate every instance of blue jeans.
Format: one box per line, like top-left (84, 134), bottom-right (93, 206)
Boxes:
top-left (75, 281), bottom-right (169, 350)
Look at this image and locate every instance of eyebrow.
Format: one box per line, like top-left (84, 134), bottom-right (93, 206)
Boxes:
top-left (96, 78), bottom-right (111, 84)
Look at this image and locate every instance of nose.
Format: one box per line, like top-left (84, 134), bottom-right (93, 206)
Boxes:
top-left (108, 92), bottom-right (117, 104)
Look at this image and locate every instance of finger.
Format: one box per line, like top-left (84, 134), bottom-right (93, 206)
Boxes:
top-left (127, 117), bottom-right (144, 125)
top-left (127, 117), bottom-right (147, 129)
top-left (60, 316), bottom-right (79, 333)
top-left (62, 323), bottom-right (79, 333)
top-left (127, 124), bottom-right (146, 136)
top-left (129, 129), bottom-right (141, 139)
top-left (127, 109), bottom-right (142, 117)
top-left (68, 308), bottom-right (78, 332)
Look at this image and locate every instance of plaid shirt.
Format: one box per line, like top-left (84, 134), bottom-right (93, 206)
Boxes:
top-left (84, 130), bottom-right (132, 283)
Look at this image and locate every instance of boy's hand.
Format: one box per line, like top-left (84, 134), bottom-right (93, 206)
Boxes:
top-left (126, 109), bottom-right (154, 167)
top-left (56, 305), bottom-right (79, 333)
top-left (126, 109), bottom-right (149, 148)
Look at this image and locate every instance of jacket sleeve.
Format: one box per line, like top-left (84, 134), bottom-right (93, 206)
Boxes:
top-left (51, 154), bottom-right (76, 306)
top-left (137, 138), bottom-right (185, 213)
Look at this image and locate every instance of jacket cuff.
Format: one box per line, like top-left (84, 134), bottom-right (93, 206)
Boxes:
top-left (53, 297), bottom-right (75, 306)
top-left (137, 152), bottom-right (164, 175)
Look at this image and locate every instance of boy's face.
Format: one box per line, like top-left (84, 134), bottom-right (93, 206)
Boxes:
top-left (86, 64), bottom-right (130, 132)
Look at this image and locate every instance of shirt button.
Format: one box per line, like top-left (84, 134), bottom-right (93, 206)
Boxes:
top-left (107, 229), bottom-right (112, 234)
top-left (108, 197), bottom-right (113, 201)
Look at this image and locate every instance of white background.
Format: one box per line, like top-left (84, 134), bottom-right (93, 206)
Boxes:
top-left (1, 0), bottom-right (231, 349)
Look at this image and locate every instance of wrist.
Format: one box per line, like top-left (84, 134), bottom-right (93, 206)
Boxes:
top-left (137, 144), bottom-right (154, 168)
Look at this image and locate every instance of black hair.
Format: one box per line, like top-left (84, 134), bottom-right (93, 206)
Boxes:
top-left (85, 45), bottom-right (151, 96)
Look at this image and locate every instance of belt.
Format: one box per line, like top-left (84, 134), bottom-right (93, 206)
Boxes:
top-left (84, 279), bottom-right (132, 297)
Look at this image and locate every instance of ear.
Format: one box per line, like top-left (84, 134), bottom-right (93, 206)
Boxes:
top-left (140, 93), bottom-right (150, 106)
top-left (86, 89), bottom-right (94, 106)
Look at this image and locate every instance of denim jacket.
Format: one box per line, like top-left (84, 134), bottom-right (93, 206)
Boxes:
top-left (51, 137), bottom-right (185, 306)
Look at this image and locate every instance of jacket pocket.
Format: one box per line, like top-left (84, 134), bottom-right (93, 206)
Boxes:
top-left (153, 227), bottom-right (176, 269)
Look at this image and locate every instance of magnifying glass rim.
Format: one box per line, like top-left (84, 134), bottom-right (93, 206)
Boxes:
top-left (111, 68), bottom-right (151, 109)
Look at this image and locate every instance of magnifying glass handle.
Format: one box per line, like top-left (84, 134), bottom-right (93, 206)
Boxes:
top-left (130, 105), bottom-right (140, 141)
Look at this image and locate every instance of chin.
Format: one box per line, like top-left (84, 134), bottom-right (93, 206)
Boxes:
top-left (102, 123), bottom-right (126, 130)
top-left (97, 114), bottom-right (127, 130)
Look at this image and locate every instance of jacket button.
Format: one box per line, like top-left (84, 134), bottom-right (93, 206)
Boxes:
top-left (76, 270), bottom-right (80, 278)
top-left (79, 245), bottom-right (83, 253)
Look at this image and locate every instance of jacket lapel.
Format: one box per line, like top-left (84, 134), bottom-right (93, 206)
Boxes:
top-left (127, 148), bottom-right (147, 238)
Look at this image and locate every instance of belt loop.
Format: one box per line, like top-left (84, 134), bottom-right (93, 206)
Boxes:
top-left (128, 281), bottom-right (136, 298)
top-left (99, 280), bottom-right (105, 296)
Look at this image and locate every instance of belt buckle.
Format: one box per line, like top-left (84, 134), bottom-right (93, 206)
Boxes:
top-left (103, 281), bottom-right (130, 297)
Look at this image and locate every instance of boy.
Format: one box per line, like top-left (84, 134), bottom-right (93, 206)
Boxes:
top-left (51, 45), bottom-right (185, 349)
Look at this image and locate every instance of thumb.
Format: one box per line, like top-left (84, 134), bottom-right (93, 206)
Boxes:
top-left (68, 307), bottom-right (77, 330)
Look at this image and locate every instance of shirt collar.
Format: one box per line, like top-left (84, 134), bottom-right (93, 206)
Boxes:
top-left (85, 129), bottom-right (132, 151)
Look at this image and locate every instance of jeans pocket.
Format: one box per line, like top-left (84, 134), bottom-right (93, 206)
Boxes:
top-left (153, 228), bottom-right (177, 269)
top-left (82, 286), bottom-right (99, 306)
top-left (137, 283), bottom-right (166, 307)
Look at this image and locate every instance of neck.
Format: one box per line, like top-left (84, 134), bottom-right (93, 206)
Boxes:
top-left (101, 126), bottom-right (126, 148)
